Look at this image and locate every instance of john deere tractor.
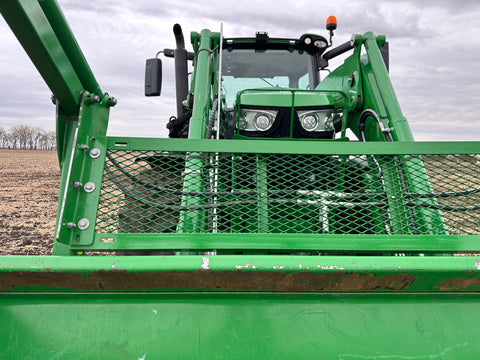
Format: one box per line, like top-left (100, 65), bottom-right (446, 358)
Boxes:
top-left (1, 1), bottom-right (480, 358)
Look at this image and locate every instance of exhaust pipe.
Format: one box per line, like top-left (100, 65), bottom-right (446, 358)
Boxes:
top-left (173, 24), bottom-right (189, 119)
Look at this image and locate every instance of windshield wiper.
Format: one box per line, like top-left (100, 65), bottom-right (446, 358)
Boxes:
top-left (260, 78), bottom-right (276, 87)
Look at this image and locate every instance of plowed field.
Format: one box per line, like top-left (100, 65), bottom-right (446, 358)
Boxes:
top-left (0, 149), bottom-right (59, 255)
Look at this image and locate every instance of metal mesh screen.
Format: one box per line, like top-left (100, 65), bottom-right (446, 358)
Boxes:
top-left (96, 150), bottom-right (480, 235)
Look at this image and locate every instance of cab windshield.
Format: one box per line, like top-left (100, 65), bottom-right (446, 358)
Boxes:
top-left (221, 48), bottom-right (317, 107)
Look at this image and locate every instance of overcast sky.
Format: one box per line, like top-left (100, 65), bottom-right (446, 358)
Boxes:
top-left (1, 0), bottom-right (480, 141)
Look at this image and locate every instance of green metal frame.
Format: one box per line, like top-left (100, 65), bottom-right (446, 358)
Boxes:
top-left (106, 137), bottom-right (480, 157)
top-left (59, 137), bottom-right (479, 253)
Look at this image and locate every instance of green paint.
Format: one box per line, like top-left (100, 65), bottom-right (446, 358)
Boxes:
top-left (2, 292), bottom-right (480, 359)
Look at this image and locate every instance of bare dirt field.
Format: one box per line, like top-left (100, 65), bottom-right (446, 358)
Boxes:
top-left (0, 149), bottom-right (59, 255)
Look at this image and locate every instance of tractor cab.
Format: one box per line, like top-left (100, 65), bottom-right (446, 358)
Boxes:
top-left (221, 32), bottom-right (328, 105)
top-left (146, 22), bottom-right (349, 140)
top-left (220, 32), bottom-right (343, 140)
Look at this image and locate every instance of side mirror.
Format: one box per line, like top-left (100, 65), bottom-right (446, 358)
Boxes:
top-left (145, 58), bottom-right (162, 96)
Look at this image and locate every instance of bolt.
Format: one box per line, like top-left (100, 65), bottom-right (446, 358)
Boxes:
top-left (67, 222), bottom-right (77, 229)
top-left (80, 144), bottom-right (89, 151)
top-left (348, 74), bottom-right (355, 87)
top-left (83, 182), bottom-right (96, 193)
top-left (107, 97), bottom-right (117, 107)
top-left (85, 93), bottom-right (101, 106)
top-left (77, 218), bottom-right (90, 231)
top-left (73, 181), bottom-right (83, 190)
top-left (90, 148), bottom-right (101, 159)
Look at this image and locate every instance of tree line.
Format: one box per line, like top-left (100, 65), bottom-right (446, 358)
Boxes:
top-left (0, 125), bottom-right (56, 150)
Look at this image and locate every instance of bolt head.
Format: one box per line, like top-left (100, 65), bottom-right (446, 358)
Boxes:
top-left (77, 218), bottom-right (90, 230)
top-left (73, 181), bottom-right (83, 190)
top-left (84, 182), bottom-right (96, 193)
top-left (89, 148), bottom-right (101, 159)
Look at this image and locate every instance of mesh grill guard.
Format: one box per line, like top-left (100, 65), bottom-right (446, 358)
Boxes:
top-left (95, 150), bottom-right (480, 236)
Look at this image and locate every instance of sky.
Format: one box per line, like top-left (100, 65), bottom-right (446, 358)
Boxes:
top-left (1, 0), bottom-right (480, 141)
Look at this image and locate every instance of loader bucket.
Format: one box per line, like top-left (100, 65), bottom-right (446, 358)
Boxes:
top-left (2, 255), bottom-right (480, 358)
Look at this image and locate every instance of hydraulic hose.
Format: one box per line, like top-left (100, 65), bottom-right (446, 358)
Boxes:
top-left (357, 109), bottom-right (478, 232)
top-left (358, 109), bottom-right (392, 142)
top-left (406, 202), bottom-right (480, 212)
top-left (357, 109), bottom-right (394, 233)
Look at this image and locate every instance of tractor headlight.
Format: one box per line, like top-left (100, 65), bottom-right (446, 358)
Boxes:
top-left (300, 114), bottom-right (318, 131)
top-left (254, 113), bottom-right (272, 130)
top-left (239, 109), bottom-right (277, 132)
top-left (298, 109), bottom-right (334, 132)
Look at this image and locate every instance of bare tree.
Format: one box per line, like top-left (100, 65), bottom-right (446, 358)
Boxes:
top-left (11, 125), bottom-right (30, 149)
top-left (39, 132), bottom-right (49, 150)
top-left (24, 126), bottom-right (34, 150)
top-left (1, 125), bottom-right (56, 150)
top-left (4, 130), bottom-right (12, 148)
top-left (9, 126), bottom-right (20, 149)
top-left (0, 127), bottom-right (7, 148)
top-left (47, 131), bottom-right (56, 150)
top-left (28, 127), bottom-right (44, 150)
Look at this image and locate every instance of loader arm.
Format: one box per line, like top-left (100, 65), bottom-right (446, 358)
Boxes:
top-left (2, 1), bottom-right (480, 358)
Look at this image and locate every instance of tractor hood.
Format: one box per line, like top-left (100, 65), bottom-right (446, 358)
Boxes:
top-left (234, 89), bottom-right (344, 139)
top-left (237, 89), bottom-right (335, 108)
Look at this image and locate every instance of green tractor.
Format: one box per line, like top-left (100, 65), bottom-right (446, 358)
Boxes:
top-left (2, 1), bottom-right (480, 358)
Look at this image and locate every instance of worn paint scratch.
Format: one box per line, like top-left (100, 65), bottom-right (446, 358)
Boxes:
top-left (260, 265), bottom-right (285, 270)
top-left (318, 265), bottom-right (346, 270)
top-left (236, 261), bottom-right (254, 270)
top-left (475, 261), bottom-right (480, 271)
top-left (138, 354), bottom-right (146, 360)
top-left (338, 341), bottom-right (468, 359)
top-left (435, 276), bottom-right (480, 291)
top-left (201, 257), bottom-right (210, 270)
top-left (0, 270), bottom-right (417, 291)
top-left (111, 260), bottom-right (119, 270)
top-left (10, 266), bottom-right (53, 271)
